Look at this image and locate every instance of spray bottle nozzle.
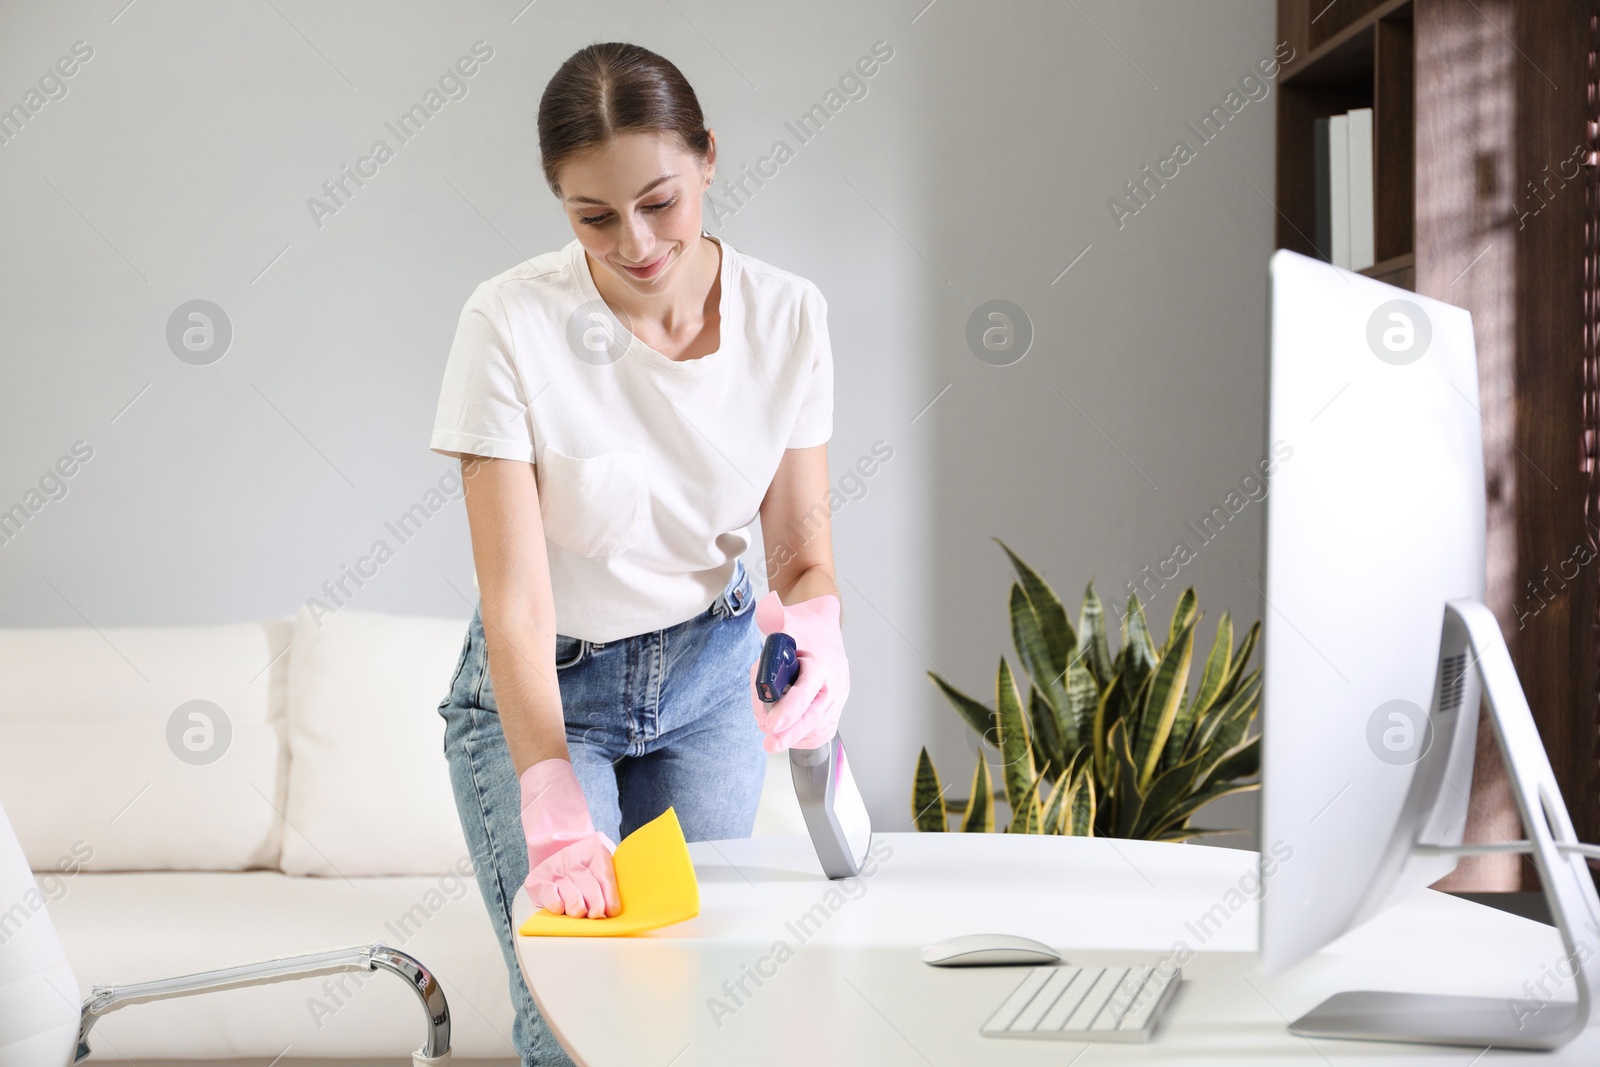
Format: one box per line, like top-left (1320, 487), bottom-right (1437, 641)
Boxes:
top-left (755, 632), bottom-right (799, 705)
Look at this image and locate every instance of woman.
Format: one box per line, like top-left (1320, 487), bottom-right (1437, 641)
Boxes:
top-left (429, 42), bottom-right (850, 1065)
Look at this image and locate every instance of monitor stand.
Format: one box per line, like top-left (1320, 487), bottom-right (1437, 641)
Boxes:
top-left (1291, 598), bottom-right (1600, 1051)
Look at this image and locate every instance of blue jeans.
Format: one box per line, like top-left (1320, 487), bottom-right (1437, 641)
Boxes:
top-left (437, 562), bottom-right (767, 1065)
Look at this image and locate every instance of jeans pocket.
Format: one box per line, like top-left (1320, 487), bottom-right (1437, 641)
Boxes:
top-left (439, 624), bottom-right (473, 712)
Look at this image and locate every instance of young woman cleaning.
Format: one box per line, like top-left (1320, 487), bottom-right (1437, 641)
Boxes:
top-left (429, 42), bottom-right (851, 1065)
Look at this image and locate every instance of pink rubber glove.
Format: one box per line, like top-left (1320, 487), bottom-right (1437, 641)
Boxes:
top-left (748, 591), bottom-right (851, 753)
top-left (519, 758), bottom-right (620, 919)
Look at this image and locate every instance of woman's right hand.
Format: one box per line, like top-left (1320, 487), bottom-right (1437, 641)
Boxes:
top-left (519, 758), bottom-right (620, 919)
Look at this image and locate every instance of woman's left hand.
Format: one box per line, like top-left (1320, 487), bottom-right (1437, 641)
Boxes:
top-left (748, 590), bottom-right (850, 752)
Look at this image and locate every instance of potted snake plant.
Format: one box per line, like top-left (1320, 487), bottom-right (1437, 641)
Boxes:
top-left (913, 540), bottom-right (1262, 840)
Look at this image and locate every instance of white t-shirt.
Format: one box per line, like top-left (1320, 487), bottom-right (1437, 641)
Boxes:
top-left (430, 233), bottom-right (834, 642)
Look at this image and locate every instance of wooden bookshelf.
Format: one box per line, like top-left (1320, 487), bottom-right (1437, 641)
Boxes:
top-left (1275, 1), bottom-right (1412, 280)
top-left (1276, 0), bottom-right (1598, 892)
top-left (1359, 251), bottom-right (1413, 289)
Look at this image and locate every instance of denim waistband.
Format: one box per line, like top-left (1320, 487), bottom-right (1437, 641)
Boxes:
top-left (709, 559), bottom-right (753, 620)
top-left (553, 559), bottom-right (754, 664)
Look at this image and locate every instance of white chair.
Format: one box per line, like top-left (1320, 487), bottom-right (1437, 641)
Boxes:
top-left (0, 799), bottom-right (452, 1067)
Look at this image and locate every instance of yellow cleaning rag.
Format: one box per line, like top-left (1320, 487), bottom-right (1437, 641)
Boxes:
top-left (518, 807), bottom-right (700, 937)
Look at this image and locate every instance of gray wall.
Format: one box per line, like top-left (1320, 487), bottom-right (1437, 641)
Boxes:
top-left (0, 0), bottom-right (1277, 838)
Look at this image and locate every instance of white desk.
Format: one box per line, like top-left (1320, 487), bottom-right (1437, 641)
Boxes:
top-left (514, 833), bottom-right (1597, 1065)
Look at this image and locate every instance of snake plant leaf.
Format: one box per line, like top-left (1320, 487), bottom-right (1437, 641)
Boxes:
top-left (1158, 694), bottom-right (1196, 777)
top-left (1048, 755), bottom-right (1083, 835)
top-left (1040, 766), bottom-right (1072, 834)
top-left (1107, 640), bottom-right (1131, 702)
top-left (1119, 618), bottom-right (1153, 707)
top-left (1205, 684), bottom-right (1260, 769)
top-left (1091, 671), bottom-right (1123, 785)
top-left (1007, 771), bottom-right (1046, 834)
top-left (1139, 778), bottom-right (1261, 839)
top-left (1132, 618), bottom-right (1196, 791)
top-left (1025, 790), bottom-right (1045, 834)
top-left (1132, 752), bottom-right (1207, 838)
top-left (943, 786), bottom-right (1007, 817)
top-left (1213, 620), bottom-right (1261, 707)
top-left (1166, 588), bottom-right (1198, 653)
top-left (996, 538), bottom-right (1076, 674)
top-left (1065, 759), bottom-right (1096, 836)
top-left (1190, 612), bottom-right (1234, 719)
top-left (1125, 661), bottom-right (1152, 729)
top-left (994, 658), bottom-right (1037, 815)
top-left (1110, 720), bottom-right (1144, 838)
top-left (1200, 667), bottom-right (1261, 741)
top-left (1009, 581), bottom-right (1050, 683)
top-left (1123, 594), bottom-right (1158, 675)
top-left (1186, 671), bottom-right (1262, 764)
top-left (1028, 686), bottom-right (1064, 780)
top-left (928, 670), bottom-right (998, 746)
top-left (1078, 583), bottom-right (1114, 687)
top-left (1160, 614), bottom-right (1231, 773)
top-left (1234, 617), bottom-right (1261, 666)
top-left (962, 757), bottom-right (995, 832)
top-left (1012, 583), bottom-right (1072, 722)
top-left (1052, 746), bottom-right (1093, 835)
top-left (1059, 744), bottom-right (1092, 787)
top-left (1199, 734), bottom-right (1261, 792)
top-left (1063, 654), bottom-right (1098, 751)
top-left (912, 747), bottom-right (948, 832)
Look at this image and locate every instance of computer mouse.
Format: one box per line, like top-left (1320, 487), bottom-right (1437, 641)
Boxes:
top-left (920, 933), bottom-right (1062, 967)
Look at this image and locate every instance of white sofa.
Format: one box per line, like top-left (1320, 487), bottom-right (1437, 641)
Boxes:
top-left (0, 604), bottom-right (804, 1061)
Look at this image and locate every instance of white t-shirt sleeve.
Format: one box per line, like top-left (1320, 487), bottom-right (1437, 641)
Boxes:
top-left (786, 281), bottom-right (834, 449)
top-left (429, 282), bottom-right (535, 462)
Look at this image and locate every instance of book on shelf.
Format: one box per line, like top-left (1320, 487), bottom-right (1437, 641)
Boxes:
top-left (1347, 108), bottom-right (1374, 271)
top-left (1312, 106), bottom-right (1374, 272)
top-left (1329, 113), bottom-right (1349, 267)
top-left (1313, 116), bottom-right (1331, 261)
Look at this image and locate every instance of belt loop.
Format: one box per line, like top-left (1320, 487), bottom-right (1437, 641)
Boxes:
top-left (713, 562), bottom-right (742, 619)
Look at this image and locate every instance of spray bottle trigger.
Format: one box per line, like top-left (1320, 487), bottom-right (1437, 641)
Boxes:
top-left (755, 632), bottom-right (799, 705)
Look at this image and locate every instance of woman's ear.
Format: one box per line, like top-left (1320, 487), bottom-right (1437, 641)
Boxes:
top-left (702, 129), bottom-right (718, 187)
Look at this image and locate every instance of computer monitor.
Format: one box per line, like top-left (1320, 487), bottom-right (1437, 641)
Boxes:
top-left (1259, 248), bottom-right (1485, 970)
top-left (1257, 249), bottom-right (1600, 1049)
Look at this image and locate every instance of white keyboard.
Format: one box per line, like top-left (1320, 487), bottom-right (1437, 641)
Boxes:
top-left (980, 964), bottom-right (1181, 1042)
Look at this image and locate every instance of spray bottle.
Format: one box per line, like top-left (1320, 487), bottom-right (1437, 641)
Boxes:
top-left (755, 632), bottom-right (873, 879)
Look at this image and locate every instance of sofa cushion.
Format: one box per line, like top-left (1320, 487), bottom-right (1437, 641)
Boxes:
top-left (282, 605), bottom-right (471, 876)
top-left (49, 870), bottom-right (516, 1059)
top-left (0, 619), bottom-right (290, 871)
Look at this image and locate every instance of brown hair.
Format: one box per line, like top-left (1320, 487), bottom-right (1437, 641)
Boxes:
top-left (537, 42), bottom-right (711, 197)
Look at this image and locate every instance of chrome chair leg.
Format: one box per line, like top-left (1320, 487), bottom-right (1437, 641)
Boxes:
top-left (74, 941), bottom-right (450, 1065)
